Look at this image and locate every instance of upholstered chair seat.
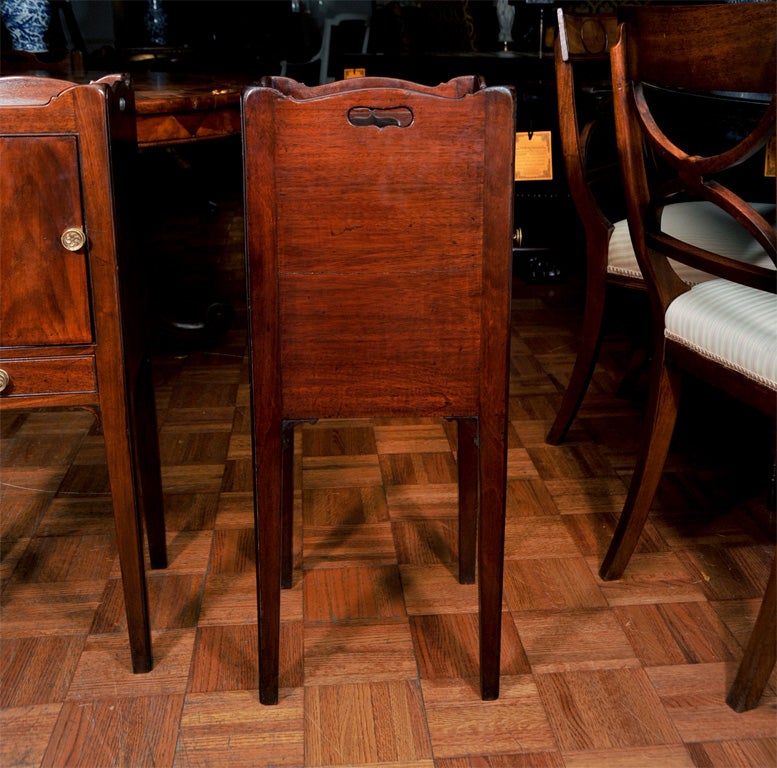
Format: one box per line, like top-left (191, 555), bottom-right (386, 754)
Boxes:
top-left (664, 279), bottom-right (777, 390)
top-left (608, 201), bottom-right (776, 283)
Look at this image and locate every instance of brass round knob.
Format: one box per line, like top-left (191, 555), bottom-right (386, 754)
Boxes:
top-left (0, 369), bottom-right (9, 394)
top-left (61, 227), bottom-right (86, 252)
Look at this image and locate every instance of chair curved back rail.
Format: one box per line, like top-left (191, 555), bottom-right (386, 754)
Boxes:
top-left (603, 1), bottom-right (776, 711)
top-left (546, 6), bottom-right (776, 446)
top-left (0, 75), bottom-right (166, 673)
top-left (243, 75), bottom-right (515, 705)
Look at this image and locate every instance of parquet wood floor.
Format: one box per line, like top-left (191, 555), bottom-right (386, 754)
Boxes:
top-left (1, 176), bottom-right (775, 767)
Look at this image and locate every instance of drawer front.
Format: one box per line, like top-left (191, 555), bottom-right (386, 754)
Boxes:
top-left (0, 135), bottom-right (93, 347)
top-left (0, 356), bottom-right (96, 398)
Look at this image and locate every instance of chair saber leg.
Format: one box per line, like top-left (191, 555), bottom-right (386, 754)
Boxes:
top-left (726, 559), bottom-right (777, 713)
top-left (600, 362), bottom-right (682, 581)
top-left (546, 260), bottom-right (608, 445)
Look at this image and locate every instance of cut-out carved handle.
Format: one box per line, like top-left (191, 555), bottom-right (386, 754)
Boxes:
top-left (347, 106), bottom-right (414, 129)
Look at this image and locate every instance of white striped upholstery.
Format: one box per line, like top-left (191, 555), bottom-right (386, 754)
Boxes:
top-left (607, 201), bottom-right (776, 283)
top-left (665, 279), bottom-right (777, 390)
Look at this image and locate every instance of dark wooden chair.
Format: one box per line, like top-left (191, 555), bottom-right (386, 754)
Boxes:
top-left (603, 3), bottom-right (776, 710)
top-left (727, 559), bottom-right (777, 712)
top-left (547, 8), bottom-right (776, 445)
top-left (0, 76), bottom-right (167, 672)
top-left (243, 75), bottom-right (515, 704)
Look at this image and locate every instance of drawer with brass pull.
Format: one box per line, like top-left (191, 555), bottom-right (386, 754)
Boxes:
top-left (0, 356), bottom-right (96, 398)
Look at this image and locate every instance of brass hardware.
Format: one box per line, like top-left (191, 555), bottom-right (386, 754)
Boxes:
top-left (0, 369), bottom-right (9, 393)
top-left (61, 227), bottom-right (86, 251)
top-left (513, 227), bottom-right (523, 248)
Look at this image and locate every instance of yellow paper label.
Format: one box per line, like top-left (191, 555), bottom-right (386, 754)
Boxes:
top-left (515, 131), bottom-right (553, 182)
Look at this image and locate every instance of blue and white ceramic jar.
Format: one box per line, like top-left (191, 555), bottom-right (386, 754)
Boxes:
top-left (1, 0), bottom-right (50, 52)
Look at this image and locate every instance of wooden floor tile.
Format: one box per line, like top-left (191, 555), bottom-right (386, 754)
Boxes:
top-left (189, 621), bottom-right (302, 692)
top-left (303, 618), bottom-right (417, 686)
top-left (504, 517), bottom-right (581, 559)
top-left (92, 573), bottom-right (204, 633)
top-left (677, 545), bottom-right (773, 601)
top-left (303, 522), bottom-right (397, 568)
top-left (399, 564), bottom-right (480, 615)
top-left (34, 497), bottom-right (115, 537)
top-left (67, 630), bottom-right (195, 699)
top-left (175, 689), bottom-right (304, 767)
top-left (159, 431), bottom-right (231, 465)
top-left (302, 424), bottom-right (377, 456)
top-left (198, 571), bottom-right (303, 626)
top-left (0, 635), bottom-right (85, 706)
top-left (219, 457), bottom-right (255, 492)
top-left (614, 601), bottom-right (742, 666)
top-left (0, 582), bottom-right (104, 638)
top-left (11, 534), bottom-right (115, 583)
top-left (0, 495), bottom-right (49, 541)
top-left (535, 668), bottom-right (680, 750)
top-left (410, 611), bottom-right (530, 679)
top-left (592, 552), bottom-right (709, 606)
top-left (422, 675), bottom-right (557, 758)
top-left (505, 478), bottom-right (560, 517)
top-left (303, 565), bottom-right (407, 621)
top-left (373, 423), bottom-right (450, 455)
top-left (646, 663), bottom-right (777, 742)
top-left (436, 755), bottom-right (564, 768)
top-left (378, 452), bottom-right (458, 486)
top-left (543, 477), bottom-right (628, 516)
top-left (685, 738), bottom-right (777, 768)
top-left (0, 432), bottom-right (83, 468)
top-left (0, 703), bottom-right (63, 768)
top-left (303, 454), bottom-right (383, 489)
top-left (213, 490), bottom-right (254, 528)
top-left (42, 694), bottom-right (184, 768)
top-left (503, 557), bottom-right (608, 611)
top-left (0, 535), bottom-right (30, 583)
top-left (0, 465), bottom-right (71, 499)
top-left (142, 530), bottom-right (214, 575)
top-left (516, 608), bottom-right (637, 673)
top-left (391, 519), bottom-right (458, 566)
top-left (161, 464), bottom-right (226, 494)
top-left (384, 483), bottom-right (459, 519)
top-left (209, 528), bottom-right (255, 573)
top-left (562, 745), bottom-right (695, 768)
top-left (303, 486), bottom-right (389, 526)
top-left (304, 680), bottom-right (432, 766)
top-left (159, 406), bottom-right (236, 434)
top-left (506, 446), bottom-right (541, 480)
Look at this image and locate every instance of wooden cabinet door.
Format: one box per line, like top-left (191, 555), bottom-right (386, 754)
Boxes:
top-left (0, 136), bottom-right (92, 347)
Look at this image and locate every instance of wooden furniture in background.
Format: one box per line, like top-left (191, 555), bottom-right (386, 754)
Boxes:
top-left (243, 75), bottom-right (515, 704)
top-left (129, 72), bottom-right (251, 148)
top-left (0, 75), bottom-right (167, 672)
top-left (604, 2), bottom-right (776, 710)
top-left (546, 8), bottom-right (776, 444)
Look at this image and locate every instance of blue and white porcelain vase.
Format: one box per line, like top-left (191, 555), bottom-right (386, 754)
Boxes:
top-left (1, 0), bottom-right (50, 52)
top-left (145, 0), bottom-right (168, 46)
